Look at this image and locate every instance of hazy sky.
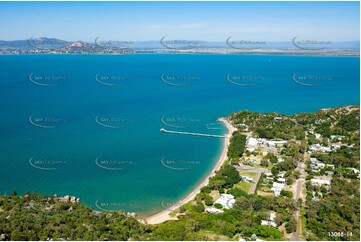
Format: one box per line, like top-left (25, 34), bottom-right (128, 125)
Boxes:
top-left (0, 1), bottom-right (359, 42)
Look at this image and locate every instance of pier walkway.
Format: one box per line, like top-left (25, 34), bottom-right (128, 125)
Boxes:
top-left (160, 128), bottom-right (227, 138)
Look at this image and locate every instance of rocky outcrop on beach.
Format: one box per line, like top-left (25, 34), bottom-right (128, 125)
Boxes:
top-left (53, 194), bottom-right (80, 203)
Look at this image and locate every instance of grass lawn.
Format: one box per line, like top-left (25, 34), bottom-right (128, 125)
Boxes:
top-left (238, 170), bottom-right (258, 179)
top-left (209, 190), bottom-right (220, 200)
top-left (234, 181), bottom-right (252, 193)
top-left (257, 190), bottom-right (274, 197)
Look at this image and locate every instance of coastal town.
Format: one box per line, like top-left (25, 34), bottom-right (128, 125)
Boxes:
top-left (147, 105), bottom-right (360, 241)
top-left (0, 1), bottom-right (359, 241)
top-left (0, 106), bottom-right (359, 241)
top-left (212, 105), bottom-right (359, 240)
top-left (0, 37), bottom-right (359, 56)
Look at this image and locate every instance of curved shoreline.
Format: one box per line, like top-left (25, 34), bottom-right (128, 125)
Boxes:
top-left (143, 117), bottom-right (237, 225)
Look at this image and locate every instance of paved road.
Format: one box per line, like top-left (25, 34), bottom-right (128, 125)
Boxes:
top-left (295, 162), bottom-right (305, 201)
top-left (292, 160), bottom-right (306, 241)
top-left (235, 165), bottom-right (268, 173)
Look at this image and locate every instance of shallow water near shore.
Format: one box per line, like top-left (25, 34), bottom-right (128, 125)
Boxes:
top-left (0, 54), bottom-right (359, 216)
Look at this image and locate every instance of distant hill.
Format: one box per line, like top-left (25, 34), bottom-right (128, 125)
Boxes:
top-left (0, 37), bottom-right (71, 50)
top-left (0, 37), bottom-right (359, 51)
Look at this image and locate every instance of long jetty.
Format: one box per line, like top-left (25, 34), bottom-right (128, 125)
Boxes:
top-left (160, 128), bottom-right (227, 138)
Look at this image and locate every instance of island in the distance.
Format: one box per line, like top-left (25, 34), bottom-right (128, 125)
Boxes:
top-left (0, 105), bottom-right (359, 241)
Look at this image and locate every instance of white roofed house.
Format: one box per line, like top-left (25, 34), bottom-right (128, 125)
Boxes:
top-left (331, 144), bottom-right (341, 150)
top-left (241, 176), bottom-right (254, 182)
top-left (265, 172), bottom-right (273, 177)
top-left (263, 140), bottom-right (287, 148)
top-left (247, 137), bottom-right (258, 146)
top-left (278, 172), bottom-right (285, 178)
top-left (206, 207), bottom-right (224, 214)
top-left (346, 168), bottom-right (360, 178)
top-left (309, 144), bottom-right (332, 153)
top-left (326, 164), bottom-right (335, 169)
top-left (347, 168), bottom-right (360, 174)
top-left (311, 179), bottom-right (331, 186)
top-left (261, 212), bottom-right (277, 227)
top-left (214, 194), bottom-right (235, 209)
top-left (325, 171), bottom-right (334, 176)
top-left (311, 168), bottom-right (320, 173)
top-left (277, 157), bottom-right (284, 163)
top-left (315, 163), bottom-right (325, 169)
top-left (315, 133), bottom-right (322, 140)
top-left (271, 182), bottom-right (285, 197)
top-left (310, 157), bottom-right (319, 164)
top-left (246, 138), bottom-right (258, 152)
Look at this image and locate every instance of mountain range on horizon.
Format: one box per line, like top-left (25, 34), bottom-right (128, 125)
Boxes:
top-left (0, 37), bottom-right (360, 51)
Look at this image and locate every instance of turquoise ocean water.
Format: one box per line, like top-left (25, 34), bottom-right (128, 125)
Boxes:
top-left (0, 54), bottom-right (359, 216)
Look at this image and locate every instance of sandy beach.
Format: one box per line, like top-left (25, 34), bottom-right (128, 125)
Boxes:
top-left (143, 117), bottom-right (237, 225)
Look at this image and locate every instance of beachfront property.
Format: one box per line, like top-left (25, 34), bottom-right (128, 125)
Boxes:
top-left (246, 137), bottom-right (287, 152)
top-left (205, 207), bottom-right (224, 214)
top-left (214, 193), bottom-right (235, 209)
top-left (261, 212), bottom-right (277, 227)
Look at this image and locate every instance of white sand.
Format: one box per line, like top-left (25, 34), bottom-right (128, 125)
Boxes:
top-left (143, 118), bottom-right (237, 225)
